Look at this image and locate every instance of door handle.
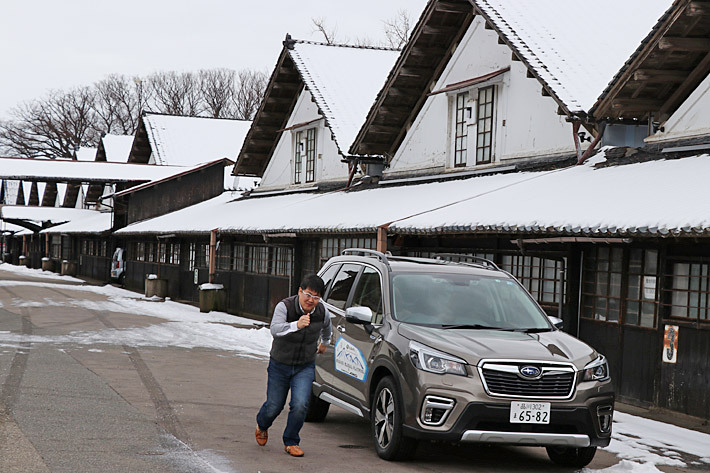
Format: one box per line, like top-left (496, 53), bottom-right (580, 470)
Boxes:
top-left (337, 325), bottom-right (346, 333)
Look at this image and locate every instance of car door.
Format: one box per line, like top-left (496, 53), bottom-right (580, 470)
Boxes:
top-left (330, 265), bottom-right (384, 406)
top-left (314, 262), bottom-right (342, 386)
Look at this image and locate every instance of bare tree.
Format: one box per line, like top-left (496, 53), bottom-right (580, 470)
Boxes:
top-left (0, 87), bottom-right (99, 158)
top-left (147, 71), bottom-right (204, 116)
top-left (312, 17), bottom-right (338, 44)
top-left (93, 74), bottom-right (150, 135)
top-left (233, 69), bottom-right (267, 120)
top-left (199, 68), bottom-right (236, 118)
top-left (383, 9), bottom-right (412, 49)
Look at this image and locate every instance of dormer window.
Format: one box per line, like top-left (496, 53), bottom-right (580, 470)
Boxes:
top-left (293, 128), bottom-right (317, 184)
top-left (450, 84), bottom-right (497, 167)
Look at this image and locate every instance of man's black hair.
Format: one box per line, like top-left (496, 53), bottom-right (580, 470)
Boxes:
top-left (300, 274), bottom-right (325, 296)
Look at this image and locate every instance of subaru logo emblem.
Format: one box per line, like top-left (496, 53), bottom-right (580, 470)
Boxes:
top-left (520, 366), bottom-right (541, 378)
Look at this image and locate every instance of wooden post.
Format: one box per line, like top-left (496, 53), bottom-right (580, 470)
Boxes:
top-left (45, 233), bottom-right (50, 257)
top-left (22, 235), bottom-right (27, 255)
top-left (157, 239), bottom-right (161, 279)
top-left (376, 225), bottom-right (388, 253)
top-left (209, 229), bottom-right (217, 284)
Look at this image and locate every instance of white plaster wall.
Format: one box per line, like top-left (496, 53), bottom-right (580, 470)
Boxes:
top-left (259, 88), bottom-right (349, 190)
top-left (646, 72), bottom-right (710, 143)
top-left (388, 16), bottom-right (575, 176)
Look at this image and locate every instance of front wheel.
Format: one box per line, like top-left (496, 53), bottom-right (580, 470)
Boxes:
top-left (546, 446), bottom-right (597, 468)
top-left (371, 377), bottom-right (417, 461)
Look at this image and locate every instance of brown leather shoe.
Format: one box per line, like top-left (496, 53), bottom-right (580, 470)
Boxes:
top-left (255, 426), bottom-right (268, 446)
top-left (284, 445), bottom-right (304, 457)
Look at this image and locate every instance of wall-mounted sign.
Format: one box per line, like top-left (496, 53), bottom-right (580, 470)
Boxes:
top-left (663, 325), bottom-right (679, 364)
top-left (643, 276), bottom-right (657, 299)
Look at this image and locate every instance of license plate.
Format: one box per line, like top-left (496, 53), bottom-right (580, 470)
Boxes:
top-left (510, 401), bottom-right (550, 424)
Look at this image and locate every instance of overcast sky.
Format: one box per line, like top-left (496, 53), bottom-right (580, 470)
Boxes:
top-left (0, 0), bottom-right (428, 120)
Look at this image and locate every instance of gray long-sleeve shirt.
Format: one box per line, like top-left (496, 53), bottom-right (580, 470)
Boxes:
top-left (270, 300), bottom-right (332, 345)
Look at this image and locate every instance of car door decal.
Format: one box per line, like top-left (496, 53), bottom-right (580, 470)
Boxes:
top-left (334, 337), bottom-right (368, 381)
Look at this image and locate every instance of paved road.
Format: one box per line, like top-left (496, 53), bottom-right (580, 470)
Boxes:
top-left (0, 267), bottom-right (690, 472)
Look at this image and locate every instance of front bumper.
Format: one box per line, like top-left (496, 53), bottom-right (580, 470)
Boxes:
top-left (403, 397), bottom-right (614, 447)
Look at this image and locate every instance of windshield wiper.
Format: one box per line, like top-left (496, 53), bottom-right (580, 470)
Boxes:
top-left (440, 324), bottom-right (507, 330)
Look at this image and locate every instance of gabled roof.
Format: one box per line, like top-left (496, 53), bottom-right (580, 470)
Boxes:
top-left (40, 211), bottom-right (112, 235)
top-left (235, 37), bottom-right (400, 176)
top-left (96, 134), bottom-right (134, 163)
top-left (128, 112), bottom-right (251, 166)
top-left (350, 0), bottom-right (674, 156)
top-left (592, 0), bottom-right (710, 122)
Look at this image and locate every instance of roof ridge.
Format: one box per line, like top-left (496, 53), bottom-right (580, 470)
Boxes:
top-left (142, 110), bottom-right (251, 123)
top-left (285, 34), bottom-right (400, 52)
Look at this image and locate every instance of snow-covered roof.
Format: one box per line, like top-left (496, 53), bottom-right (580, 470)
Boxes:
top-left (40, 211), bottom-right (112, 235)
top-left (0, 206), bottom-right (99, 228)
top-left (0, 220), bottom-right (26, 234)
top-left (0, 157), bottom-right (188, 183)
top-left (101, 134), bottom-right (134, 163)
top-left (142, 113), bottom-right (251, 166)
top-left (115, 152), bottom-right (710, 238)
top-left (288, 41), bottom-right (400, 154)
top-left (475, 0), bottom-right (673, 114)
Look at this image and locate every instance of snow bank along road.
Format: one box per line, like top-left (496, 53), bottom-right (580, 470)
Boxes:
top-left (0, 263), bottom-right (708, 472)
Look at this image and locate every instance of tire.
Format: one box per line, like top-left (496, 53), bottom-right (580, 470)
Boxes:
top-left (371, 376), bottom-right (418, 461)
top-left (118, 273), bottom-right (126, 287)
top-left (304, 390), bottom-right (329, 422)
top-left (546, 446), bottom-right (597, 468)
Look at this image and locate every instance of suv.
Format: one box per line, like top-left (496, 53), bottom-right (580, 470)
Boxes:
top-left (306, 249), bottom-right (614, 467)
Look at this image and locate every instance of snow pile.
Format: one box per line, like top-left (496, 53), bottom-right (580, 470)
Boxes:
top-left (0, 262), bottom-right (84, 282)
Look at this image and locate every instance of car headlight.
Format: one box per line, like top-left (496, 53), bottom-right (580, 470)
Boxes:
top-left (409, 341), bottom-right (467, 376)
top-left (582, 355), bottom-right (610, 382)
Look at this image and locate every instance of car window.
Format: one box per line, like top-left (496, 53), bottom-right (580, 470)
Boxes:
top-left (319, 263), bottom-right (341, 298)
top-left (325, 263), bottom-right (361, 310)
top-left (350, 266), bottom-right (383, 323)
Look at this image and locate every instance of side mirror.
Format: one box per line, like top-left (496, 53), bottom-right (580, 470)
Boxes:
top-left (345, 306), bottom-right (373, 325)
top-left (547, 315), bottom-right (564, 330)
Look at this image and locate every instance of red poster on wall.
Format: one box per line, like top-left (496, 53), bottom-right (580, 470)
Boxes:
top-left (663, 325), bottom-right (679, 364)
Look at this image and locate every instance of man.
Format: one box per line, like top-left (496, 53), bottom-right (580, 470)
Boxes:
top-left (255, 274), bottom-right (331, 457)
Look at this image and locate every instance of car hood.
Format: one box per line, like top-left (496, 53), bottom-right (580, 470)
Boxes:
top-left (397, 323), bottom-right (597, 368)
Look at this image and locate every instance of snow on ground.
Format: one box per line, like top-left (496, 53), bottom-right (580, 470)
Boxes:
top-left (0, 264), bottom-right (271, 358)
top-left (0, 262), bottom-right (84, 282)
top-left (2, 263), bottom-right (709, 472)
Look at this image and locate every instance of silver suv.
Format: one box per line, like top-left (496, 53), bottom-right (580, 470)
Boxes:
top-left (306, 249), bottom-right (614, 467)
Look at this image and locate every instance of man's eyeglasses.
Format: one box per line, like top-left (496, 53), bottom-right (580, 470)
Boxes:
top-left (301, 290), bottom-right (321, 301)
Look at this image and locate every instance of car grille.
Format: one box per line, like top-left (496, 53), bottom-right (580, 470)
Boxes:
top-left (479, 362), bottom-right (576, 399)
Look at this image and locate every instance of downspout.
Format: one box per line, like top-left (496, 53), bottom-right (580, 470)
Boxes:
top-left (208, 228), bottom-right (218, 284)
top-left (573, 120), bottom-right (608, 165)
top-left (45, 233), bottom-right (50, 257)
top-left (22, 235), bottom-right (27, 256)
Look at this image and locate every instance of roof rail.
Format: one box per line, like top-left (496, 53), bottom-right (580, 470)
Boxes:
top-left (341, 248), bottom-right (391, 268)
top-left (433, 253), bottom-right (500, 270)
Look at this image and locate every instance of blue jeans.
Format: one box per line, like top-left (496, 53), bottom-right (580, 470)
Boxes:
top-left (256, 359), bottom-right (315, 446)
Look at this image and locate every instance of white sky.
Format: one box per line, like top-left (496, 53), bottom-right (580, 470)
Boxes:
top-left (0, 0), bottom-right (427, 119)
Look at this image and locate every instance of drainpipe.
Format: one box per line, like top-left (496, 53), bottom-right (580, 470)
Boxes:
top-left (22, 235), bottom-right (27, 255)
top-left (376, 224), bottom-right (390, 253)
top-left (45, 233), bottom-right (50, 257)
top-left (573, 121), bottom-right (608, 165)
top-left (209, 228), bottom-right (218, 284)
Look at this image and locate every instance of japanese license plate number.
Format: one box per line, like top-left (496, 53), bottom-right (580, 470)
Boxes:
top-left (509, 401), bottom-right (550, 424)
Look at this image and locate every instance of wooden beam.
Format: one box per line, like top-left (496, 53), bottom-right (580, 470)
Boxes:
top-left (368, 124), bottom-right (402, 134)
top-left (398, 65), bottom-right (433, 78)
top-left (686, 1), bottom-right (710, 16)
top-left (498, 36), bottom-right (506, 45)
top-left (421, 25), bottom-right (459, 35)
top-left (512, 52), bottom-right (521, 61)
top-left (660, 50), bottom-right (710, 117)
top-left (611, 98), bottom-right (665, 111)
top-left (433, 0), bottom-right (470, 14)
top-left (633, 68), bottom-right (689, 82)
top-left (541, 87), bottom-right (550, 97)
top-left (658, 37), bottom-right (710, 51)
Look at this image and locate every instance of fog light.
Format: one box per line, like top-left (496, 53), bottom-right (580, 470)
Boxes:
top-left (420, 396), bottom-right (455, 426)
top-left (597, 405), bottom-right (613, 433)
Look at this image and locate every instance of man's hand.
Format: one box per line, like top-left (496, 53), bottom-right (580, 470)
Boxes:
top-left (317, 343), bottom-right (327, 354)
top-left (296, 313), bottom-right (311, 330)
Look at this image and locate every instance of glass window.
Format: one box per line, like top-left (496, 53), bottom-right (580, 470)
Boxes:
top-left (247, 246), bottom-right (269, 274)
top-left (476, 85), bottom-right (495, 164)
top-left (500, 255), bottom-right (565, 307)
top-left (232, 244), bottom-right (245, 271)
top-left (319, 237), bottom-right (376, 266)
top-left (293, 131), bottom-right (303, 184)
top-left (188, 243), bottom-right (196, 270)
top-left (305, 128), bottom-right (317, 183)
top-left (171, 243), bottom-right (180, 265)
top-left (272, 246), bottom-right (293, 277)
top-left (350, 266), bottom-right (383, 323)
top-left (454, 91), bottom-right (468, 167)
top-left (326, 263), bottom-right (361, 310)
top-left (581, 246), bottom-right (623, 323)
top-left (319, 263), bottom-right (341, 297)
top-left (665, 262), bottom-right (710, 321)
top-left (625, 249), bottom-right (658, 327)
top-left (217, 242), bottom-right (231, 270)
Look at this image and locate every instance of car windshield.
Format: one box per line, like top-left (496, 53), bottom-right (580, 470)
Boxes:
top-left (391, 272), bottom-right (552, 330)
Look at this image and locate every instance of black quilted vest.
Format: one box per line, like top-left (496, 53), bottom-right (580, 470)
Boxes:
top-left (270, 294), bottom-right (326, 365)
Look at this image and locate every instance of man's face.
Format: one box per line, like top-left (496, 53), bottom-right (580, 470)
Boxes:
top-left (298, 287), bottom-right (321, 313)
